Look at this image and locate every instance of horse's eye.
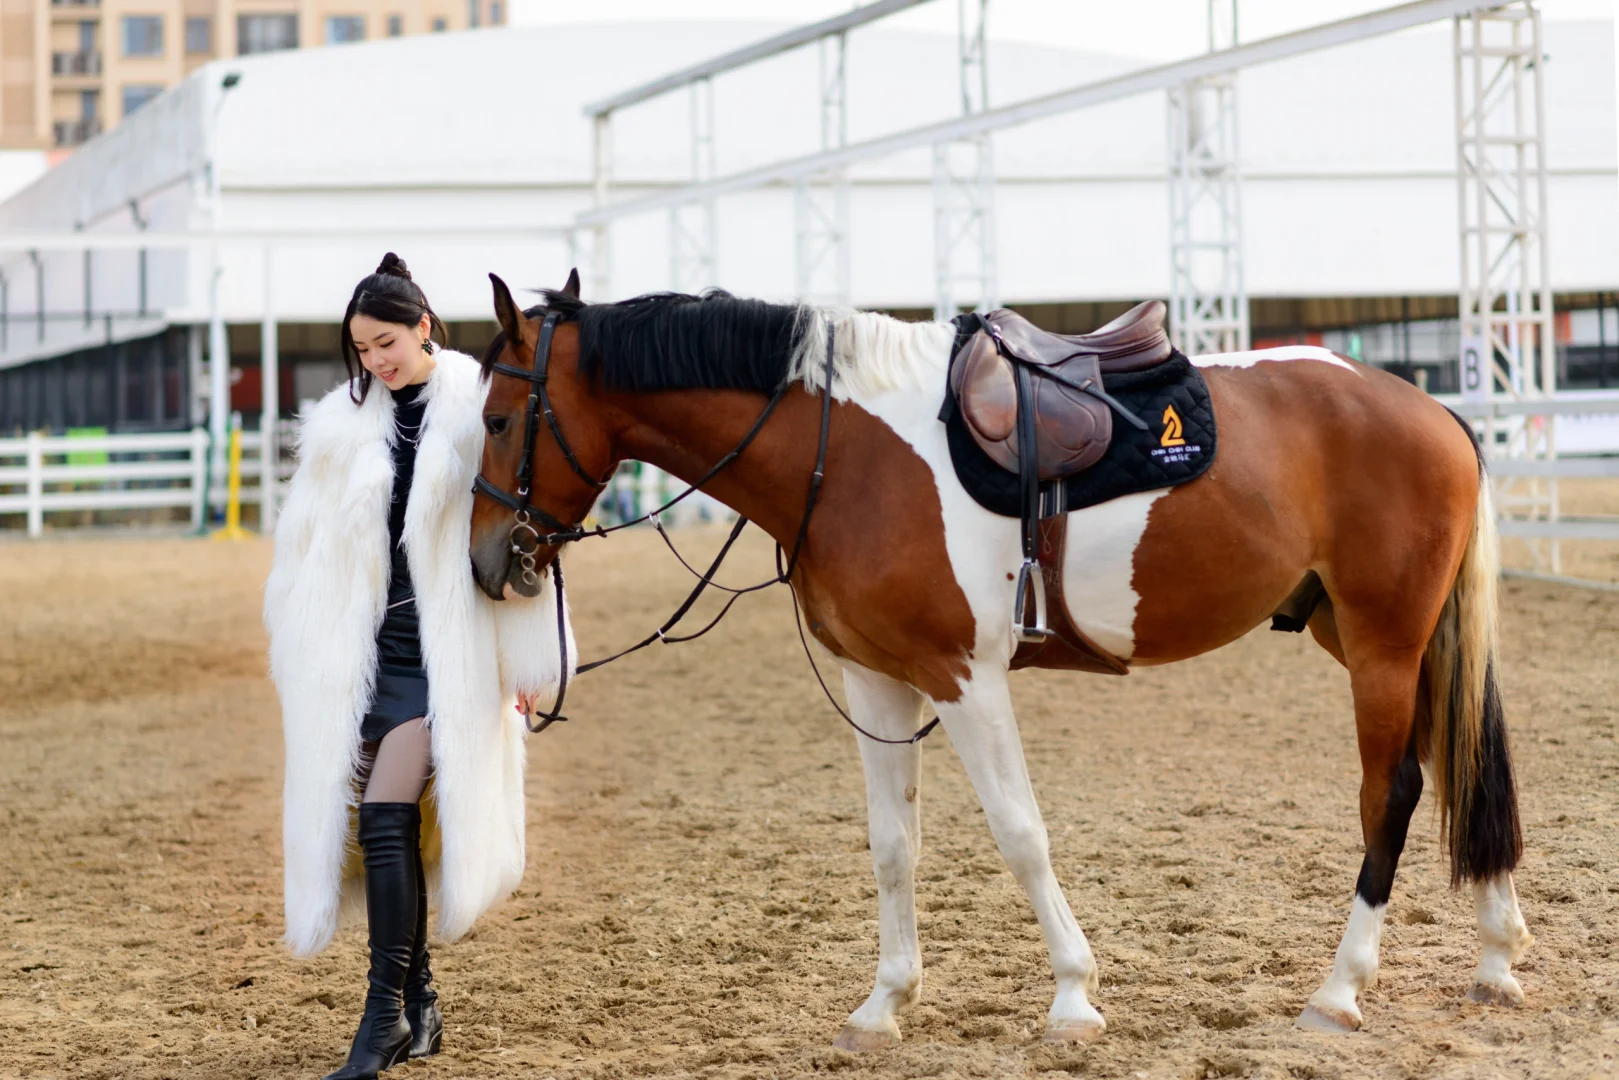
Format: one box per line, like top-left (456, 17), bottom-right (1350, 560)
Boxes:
top-left (485, 415), bottom-right (509, 436)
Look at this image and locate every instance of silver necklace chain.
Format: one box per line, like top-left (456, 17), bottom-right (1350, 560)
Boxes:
top-left (395, 410), bottom-right (426, 446)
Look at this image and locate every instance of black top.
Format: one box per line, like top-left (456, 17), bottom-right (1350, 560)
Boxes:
top-left (378, 381), bottom-right (427, 668)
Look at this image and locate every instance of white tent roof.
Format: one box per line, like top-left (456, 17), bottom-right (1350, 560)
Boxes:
top-left (0, 15), bottom-right (1611, 345)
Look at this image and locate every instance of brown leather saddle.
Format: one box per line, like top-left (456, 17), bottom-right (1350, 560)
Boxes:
top-left (949, 300), bottom-right (1169, 477)
top-left (946, 300), bottom-right (1172, 668)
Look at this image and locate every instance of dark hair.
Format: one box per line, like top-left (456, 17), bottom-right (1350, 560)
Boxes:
top-left (340, 252), bottom-right (448, 404)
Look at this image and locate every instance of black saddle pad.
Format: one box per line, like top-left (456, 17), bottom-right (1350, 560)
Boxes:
top-left (940, 330), bottom-right (1218, 518)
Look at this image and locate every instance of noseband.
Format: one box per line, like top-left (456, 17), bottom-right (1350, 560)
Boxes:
top-left (472, 310), bottom-right (608, 586)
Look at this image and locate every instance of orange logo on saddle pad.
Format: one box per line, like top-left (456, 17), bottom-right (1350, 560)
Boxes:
top-left (1160, 404), bottom-right (1187, 448)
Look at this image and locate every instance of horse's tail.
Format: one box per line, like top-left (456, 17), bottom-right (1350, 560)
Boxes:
top-left (1423, 428), bottom-right (1523, 885)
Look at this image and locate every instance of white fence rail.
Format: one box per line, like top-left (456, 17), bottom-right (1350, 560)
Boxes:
top-left (1, 394), bottom-right (1616, 545)
top-left (0, 429), bottom-right (284, 538)
top-left (1446, 394), bottom-right (1619, 546)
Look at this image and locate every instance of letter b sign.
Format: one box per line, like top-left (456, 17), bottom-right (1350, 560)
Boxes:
top-left (1459, 336), bottom-right (1489, 403)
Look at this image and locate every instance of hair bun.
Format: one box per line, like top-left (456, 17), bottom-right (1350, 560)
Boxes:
top-left (375, 252), bottom-right (412, 281)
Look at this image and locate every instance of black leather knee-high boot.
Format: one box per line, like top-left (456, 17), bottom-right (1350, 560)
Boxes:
top-left (322, 803), bottom-right (416, 1080)
top-left (402, 838), bottom-right (442, 1058)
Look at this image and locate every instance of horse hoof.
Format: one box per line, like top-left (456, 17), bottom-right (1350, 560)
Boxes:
top-left (1468, 976), bottom-right (1524, 1007)
top-left (1043, 1017), bottom-right (1106, 1044)
top-left (1295, 1003), bottom-right (1362, 1033)
top-left (832, 1024), bottom-right (899, 1052)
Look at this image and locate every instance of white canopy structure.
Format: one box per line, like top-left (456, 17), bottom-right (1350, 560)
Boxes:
top-left (0, 15), bottom-right (1610, 339)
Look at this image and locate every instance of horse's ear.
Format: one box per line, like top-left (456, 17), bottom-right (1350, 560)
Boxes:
top-left (561, 267), bottom-right (581, 299)
top-left (490, 273), bottom-right (524, 345)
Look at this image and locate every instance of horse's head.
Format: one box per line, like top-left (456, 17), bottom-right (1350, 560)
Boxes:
top-left (471, 269), bottom-right (615, 600)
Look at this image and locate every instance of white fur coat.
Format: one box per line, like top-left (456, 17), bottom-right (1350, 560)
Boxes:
top-left (264, 348), bottom-right (573, 957)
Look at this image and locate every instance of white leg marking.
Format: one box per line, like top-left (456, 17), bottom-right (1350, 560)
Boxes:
top-left (836, 666), bottom-right (927, 1052)
top-left (1298, 897), bottom-right (1385, 1033)
top-left (1191, 345), bottom-right (1361, 374)
top-left (1059, 490), bottom-right (1169, 660)
top-left (1469, 873), bottom-right (1532, 1006)
top-left (933, 665), bottom-right (1104, 1042)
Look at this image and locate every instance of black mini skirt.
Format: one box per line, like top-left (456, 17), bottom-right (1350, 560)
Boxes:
top-left (362, 664), bottom-right (429, 743)
top-left (362, 595), bottom-right (430, 743)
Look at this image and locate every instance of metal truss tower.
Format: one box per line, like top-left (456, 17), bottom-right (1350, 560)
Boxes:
top-left (1455, 2), bottom-right (1558, 569)
top-left (931, 0), bottom-right (997, 322)
top-left (586, 114), bottom-right (613, 301)
top-left (1167, 0), bottom-right (1248, 356)
top-left (670, 77), bottom-right (719, 293)
top-left (795, 33), bottom-right (852, 306)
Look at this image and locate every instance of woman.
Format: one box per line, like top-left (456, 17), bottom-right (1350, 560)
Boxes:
top-left (264, 254), bottom-right (571, 1080)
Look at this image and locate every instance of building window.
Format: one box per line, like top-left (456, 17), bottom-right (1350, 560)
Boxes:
top-left (122, 84), bottom-right (163, 116)
top-left (185, 17), bottom-right (211, 54)
top-left (80, 89), bottom-right (98, 119)
top-left (431, 17), bottom-right (446, 31)
top-left (467, 0), bottom-right (478, 27)
top-left (238, 13), bottom-right (298, 55)
top-left (324, 15), bottom-right (364, 43)
top-left (78, 20), bottom-right (96, 51)
top-left (121, 15), bottom-right (163, 57)
top-left (386, 14), bottom-right (402, 36)
top-left (489, 1), bottom-right (502, 23)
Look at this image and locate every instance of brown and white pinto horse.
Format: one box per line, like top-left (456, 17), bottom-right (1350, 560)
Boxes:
top-left (469, 277), bottom-right (1529, 1046)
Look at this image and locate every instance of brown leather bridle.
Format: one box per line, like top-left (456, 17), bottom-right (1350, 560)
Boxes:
top-left (472, 310), bottom-right (610, 584)
top-left (473, 316), bottom-right (938, 746)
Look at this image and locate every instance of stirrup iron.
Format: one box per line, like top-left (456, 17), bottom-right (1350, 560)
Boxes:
top-left (1012, 558), bottom-right (1053, 643)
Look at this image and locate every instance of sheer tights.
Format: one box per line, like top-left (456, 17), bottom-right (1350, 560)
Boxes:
top-left (362, 718), bottom-right (432, 804)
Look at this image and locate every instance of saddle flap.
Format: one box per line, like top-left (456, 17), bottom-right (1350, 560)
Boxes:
top-left (1033, 367), bottom-right (1112, 475)
top-left (950, 324), bottom-right (1114, 482)
top-left (954, 332), bottom-right (1017, 442)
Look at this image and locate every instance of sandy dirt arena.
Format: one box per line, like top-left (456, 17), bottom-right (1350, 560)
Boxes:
top-left (2, 527), bottom-right (1617, 1080)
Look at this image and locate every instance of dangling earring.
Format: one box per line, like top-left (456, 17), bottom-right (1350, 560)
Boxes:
top-left (421, 338), bottom-right (433, 355)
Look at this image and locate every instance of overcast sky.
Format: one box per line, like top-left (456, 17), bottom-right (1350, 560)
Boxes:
top-left (510, 0), bottom-right (1614, 62)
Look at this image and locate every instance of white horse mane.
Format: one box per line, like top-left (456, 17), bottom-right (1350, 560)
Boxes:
top-left (787, 307), bottom-right (958, 400)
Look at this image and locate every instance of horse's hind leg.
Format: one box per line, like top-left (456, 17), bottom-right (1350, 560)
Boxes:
top-left (1299, 606), bottom-right (1427, 1034)
top-left (932, 663), bottom-right (1104, 1042)
top-left (834, 666), bottom-right (927, 1051)
top-left (1470, 873), bottom-right (1531, 1005)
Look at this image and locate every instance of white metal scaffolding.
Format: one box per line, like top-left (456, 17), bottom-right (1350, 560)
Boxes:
top-left (580, 0), bottom-right (932, 303)
top-left (1167, 0), bottom-right (1248, 355)
top-left (1454, 1), bottom-right (1559, 568)
top-left (670, 78), bottom-right (720, 294)
top-left (931, 0), bottom-right (997, 322)
top-left (794, 33), bottom-right (852, 306)
top-left (579, 3), bottom-right (1509, 308)
top-left (587, 114), bottom-right (613, 301)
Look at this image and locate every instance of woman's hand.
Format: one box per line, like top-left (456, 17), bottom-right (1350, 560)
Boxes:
top-left (515, 691), bottom-right (538, 718)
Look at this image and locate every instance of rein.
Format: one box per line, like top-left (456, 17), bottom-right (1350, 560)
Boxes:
top-left (475, 317), bottom-right (939, 747)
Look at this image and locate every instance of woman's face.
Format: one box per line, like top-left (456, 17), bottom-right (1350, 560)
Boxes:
top-left (351, 312), bottom-right (434, 390)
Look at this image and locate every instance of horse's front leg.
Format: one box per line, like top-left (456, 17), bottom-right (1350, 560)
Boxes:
top-left (934, 663), bottom-right (1105, 1042)
top-left (834, 665), bottom-right (927, 1052)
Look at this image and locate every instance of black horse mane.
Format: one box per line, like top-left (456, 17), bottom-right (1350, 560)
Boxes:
top-left (480, 289), bottom-right (809, 394)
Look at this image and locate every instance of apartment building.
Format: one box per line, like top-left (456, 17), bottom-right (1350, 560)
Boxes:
top-left (1, 0), bottom-right (504, 150)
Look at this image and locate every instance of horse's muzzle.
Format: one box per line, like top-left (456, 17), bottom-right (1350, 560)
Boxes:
top-left (471, 529), bottom-right (518, 601)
